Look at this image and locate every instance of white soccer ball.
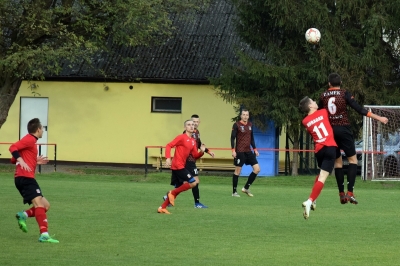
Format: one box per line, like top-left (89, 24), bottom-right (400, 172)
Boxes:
top-left (305, 28), bottom-right (321, 44)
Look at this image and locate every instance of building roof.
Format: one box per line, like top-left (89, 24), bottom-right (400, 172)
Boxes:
top-left (47, 0), bottom-right (262, 83)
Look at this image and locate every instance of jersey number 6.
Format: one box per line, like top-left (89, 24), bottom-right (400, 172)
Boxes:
top-left (328, 97), bottom-right (337, 114)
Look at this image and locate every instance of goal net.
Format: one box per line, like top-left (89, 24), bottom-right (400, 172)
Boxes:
top-left (362, 106), bottom-right (400, 180)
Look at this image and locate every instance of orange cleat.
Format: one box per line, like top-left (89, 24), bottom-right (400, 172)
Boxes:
top-left (157, 207), bottom-right (171, 214)
top-left (167, 191), bottom-right (175, 206)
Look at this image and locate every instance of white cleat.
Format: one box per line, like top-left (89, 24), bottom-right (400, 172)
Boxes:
top-left (311, 200), bottom-right (316, 211)
top-left (302, 200), bottom-right (311, 220)
top-left (241, 187), bottom-right (253, 197)
top-left (232, 192), bottom-right (241, 197)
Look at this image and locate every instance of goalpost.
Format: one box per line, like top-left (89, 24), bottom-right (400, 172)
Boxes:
top-left (362, 106), bottom-right (400, 180)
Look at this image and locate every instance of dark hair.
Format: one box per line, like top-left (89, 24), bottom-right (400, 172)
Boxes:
top-left (27, 118), bottom-right (42, 133)
top-left (241, 109), bottom-right (249, 115)
top-left (328, 73), bottom-right (341, 87)
top-left (299, 96), bottom-right (311, 113)
top-left (191, 114), bottom-right (199, 118)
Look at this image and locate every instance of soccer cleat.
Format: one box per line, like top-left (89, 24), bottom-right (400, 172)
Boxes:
top-left (339, 192), bottom-right (348, 204)
top-left (16, 211), bottom-right (28, 233)
top-left (302, 200), bottom-right (311, 220)
top-left (38, 234), bottom-right (59, 243)
top-left (232, 192), bottom-right (240, 197)
top-left (162, 195), bottom-right (172, 207)
top-left (241, 187), bottom-right (253, 197)
top-left (311, 201), bottom-right (317, 211)
top-left (157, 207), bottom-right (171, 214)
top-left (167, 191), bottom-right (175, 206)
top-left (346, 192), bottom-right (358, 204)
top-left (194, 202), bottom-right (208, 208)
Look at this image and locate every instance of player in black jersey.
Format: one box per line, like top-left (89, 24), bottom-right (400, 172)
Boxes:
top-left (319, 73), bottom-right (388, 204)
top-left (230, 109), bottom-right (260, 197)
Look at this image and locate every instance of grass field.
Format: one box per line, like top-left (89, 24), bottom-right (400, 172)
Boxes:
top-left (0, 165), bottom-right (399, 266)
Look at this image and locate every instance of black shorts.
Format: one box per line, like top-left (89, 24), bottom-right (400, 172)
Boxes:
top-left (233, 152), bottom-right (258, 167)
top-left (14, 177), bottom-right (43, 205)
top-left (332, 125), bottom-right (356, 157)
top-left (185, 161), bottom-right (199, 177)
top-left (170, 169), bottom-right (196, 187)
top-left (315, 146), bottom-right (338, 172)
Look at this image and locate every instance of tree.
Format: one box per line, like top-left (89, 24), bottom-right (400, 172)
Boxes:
top-left (0, 0), bottom-right (208, 129)
top-left (212, 0), bottom-right (400, 175)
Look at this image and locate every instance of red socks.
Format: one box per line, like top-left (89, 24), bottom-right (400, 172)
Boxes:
top-left (160, 183), bottom-right (192, 209)
top-left (309, 181), bottom-right (324, 202)
top-left (314, 175), bottom-right (320, 184)
top-left (35, 207), bottom-right (48, 234)
top-left (171, 183), bottom-right (191, 196)
top-left (25, 207), bottom-right (36, 217)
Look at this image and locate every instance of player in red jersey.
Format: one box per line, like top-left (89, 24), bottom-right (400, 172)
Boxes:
top-left (231, 109), bottom-right (260, 197)
top-left (9, 118), bottom-right (59, 243)
top-left (162, 114), bottom-right (215, 208)
top-left (157, 119), bottom-right (206, 214)
top-left (299, 97), bottom-right (339, 219)
top-left (319, 73), bottom-right (388, 204)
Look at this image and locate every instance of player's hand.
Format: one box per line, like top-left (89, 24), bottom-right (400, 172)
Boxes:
top-left (37, 155), bottom-right (49, 165)
top-left (380, 117), bottom-right (389, 124)
top-left (200, 144), bottom-right (206, 152)
top-left (165, 158), bottom-right (171, 167)
top-left (17, 159), bottom-right (32, 172)
top-left (208, 151), bottom-right (215, 158)
top-left (232, 151), bottom-right (236, 158)
top-left (254, 150), bottom-right (259, 156)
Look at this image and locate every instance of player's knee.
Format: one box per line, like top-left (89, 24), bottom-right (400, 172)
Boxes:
top-left (253, 165), bottom-right (260, 174)
top-left (234, 167), bottom-right (242, 175)
top-left (189, 180), bottom-right (198, 188)
top-left (348, 155), bottom-right (358, 164)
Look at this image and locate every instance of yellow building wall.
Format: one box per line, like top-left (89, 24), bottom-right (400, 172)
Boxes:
top-left (0, 81), bottom-right (237, 164)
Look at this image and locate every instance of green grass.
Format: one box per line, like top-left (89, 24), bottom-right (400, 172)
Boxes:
top-left (0, 168), bottom-right (399, 266)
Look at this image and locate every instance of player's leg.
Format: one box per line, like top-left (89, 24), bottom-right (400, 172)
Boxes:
top-left (242, 152), bottom-right (260, 197)
top-left (340, 127), bottom-right (358, 204)
top-left (31, 195), bottom-right (59, 243)
top-left (187, 163), bottom-right (207, 208)
top-left (14, 177), bottom-right (29, 232)
top-left (333, 126), bottom-right (347, 204)
top-left (232, 153), bottom-right (244, 197)
top-left (192, 176), bottom-right (207, 208)
top-left (20, 178), bottom-right (58, 243)
top-left (167, 169), bottom-right (198, 206)
top-left (159, 171), bottom-right (181, 213)
top-left (302, 147), bottom-right (335, 219)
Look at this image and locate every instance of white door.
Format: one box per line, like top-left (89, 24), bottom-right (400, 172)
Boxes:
top-left (20, 97), bottom-right (49, 156)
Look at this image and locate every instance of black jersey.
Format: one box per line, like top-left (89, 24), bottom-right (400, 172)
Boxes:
top-left (319, 88), bottom-right (368, 126)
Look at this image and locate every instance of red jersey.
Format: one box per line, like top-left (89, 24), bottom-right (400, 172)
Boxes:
top-left (165, 133), bottom-right (204, 170)
top-left (302, 109), bottom-right (337, 152)
top-left (9, 134), bottom-right (38, 178)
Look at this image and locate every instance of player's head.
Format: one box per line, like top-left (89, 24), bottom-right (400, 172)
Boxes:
top-left (27, 118), bottom-right (43, 138)
top-left (240, 109), bottom-right (249, 122)
top-left (328, 73), bottom-right (342, 87)
top-left (299, 96), bottom-right (318, 114)
top-left (191, 114), bottom-right (200, 129)
top-left (184, 119), bottom-right (195, 133)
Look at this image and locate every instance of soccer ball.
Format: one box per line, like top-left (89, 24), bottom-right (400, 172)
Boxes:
top-left (305, 28), bottom-right (321, 44)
